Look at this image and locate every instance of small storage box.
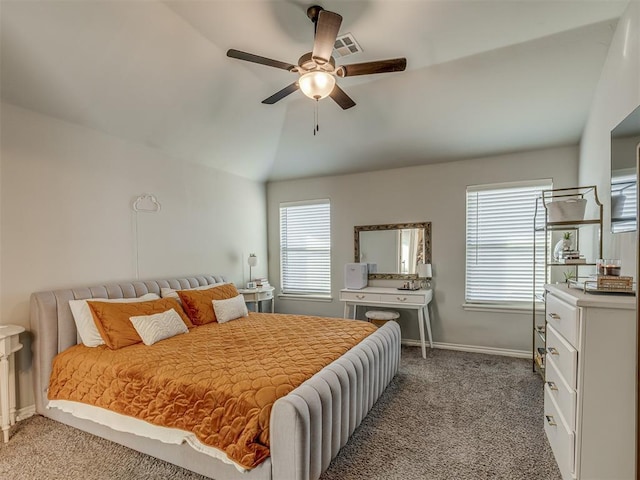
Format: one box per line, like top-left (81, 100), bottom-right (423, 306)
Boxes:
top-left (344, 263), bottom-right (368, 290)
top-left (546, 198), bottom-right (586, 223)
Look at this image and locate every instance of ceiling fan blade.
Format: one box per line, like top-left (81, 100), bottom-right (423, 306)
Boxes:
top-left (262, 82), bottom-right (300, 104)
top-left (227, 49), bottom-right (296, 71)
top-left (312, 10), bottom-right (342, 65)
top-left (329, 85), bottom-right (356, 110)
top-left (336, 58), bottom-right (407, 77)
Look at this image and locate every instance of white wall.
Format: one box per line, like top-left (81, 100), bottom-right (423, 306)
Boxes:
top-left (267, 146), bottom-right (578, 354)
top-left (0, 103), bottom-right (268, 411)
top-left (579, 1), bottom-right (639, 277)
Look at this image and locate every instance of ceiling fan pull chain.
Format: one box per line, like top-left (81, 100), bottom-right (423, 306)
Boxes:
top-left (314, 99), bottom-right (320, 135)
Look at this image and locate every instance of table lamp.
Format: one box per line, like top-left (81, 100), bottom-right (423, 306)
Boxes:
top-left (417, 263), bottom-right (432, 288)
top-left (248, 254), bottom-right (258, 287)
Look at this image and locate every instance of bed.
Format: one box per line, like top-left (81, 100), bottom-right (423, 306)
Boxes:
top-left (30, 274), bottom-right (401, 480)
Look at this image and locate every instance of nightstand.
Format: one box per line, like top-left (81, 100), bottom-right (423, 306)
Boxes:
top-left (238, 286), bottom-right (275, 313)
top-left (0, 325), bottom-right (25, 443)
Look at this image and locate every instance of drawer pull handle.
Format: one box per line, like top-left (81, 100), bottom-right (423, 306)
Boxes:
top-left (546, 347), bottom-right (559, 356)
top-left (545, 415), bottom-right (557, 427)
top-left (548, 313), bottom-right (560, 320)
top-left (356, 295), bottom-right (365, 300)
top-left (397, 297), bottom-right (407, 302)
top-left (547, 381), bottom-right (558, 391)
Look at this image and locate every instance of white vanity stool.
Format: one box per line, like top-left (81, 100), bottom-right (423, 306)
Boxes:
top-left (365, 310), bottom-right (400, 327)
top-left (0, 325), bottom-right (25, 443)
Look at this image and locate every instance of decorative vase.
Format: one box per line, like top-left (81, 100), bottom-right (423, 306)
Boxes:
top-left (554, 235), bottom-right (573, 260)
top-left (553, 240), bottom-right (566, 260)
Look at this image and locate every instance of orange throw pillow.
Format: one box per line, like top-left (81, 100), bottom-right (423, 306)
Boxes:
top-left (88, 298), bottom-right (193, 350)
top-left (177, 283), bottom-right (240, 325)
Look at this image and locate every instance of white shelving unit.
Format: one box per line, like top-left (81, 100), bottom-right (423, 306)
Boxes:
top-left (531, 186), bottom-right (603, 378)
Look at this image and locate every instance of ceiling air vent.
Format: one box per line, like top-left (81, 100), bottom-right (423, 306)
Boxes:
top-left (333, 33), bottom-right (362, 58)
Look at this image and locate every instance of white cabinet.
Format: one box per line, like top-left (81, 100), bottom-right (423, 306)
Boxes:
top-left (237, 286), bottom-right (275, 313)
top-left (0, 325), bottom-right (25, 443)
top-left (543, 284), bottom-right (635, 479)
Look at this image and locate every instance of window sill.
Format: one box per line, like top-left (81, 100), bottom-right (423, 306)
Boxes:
top-left (278, 294), bottom-right (333, 303)
top-left (462, 303), bottom-right (545, 314)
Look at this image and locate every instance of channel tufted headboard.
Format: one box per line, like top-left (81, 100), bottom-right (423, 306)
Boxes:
top-left (29, 274), bottom-right (227, 415)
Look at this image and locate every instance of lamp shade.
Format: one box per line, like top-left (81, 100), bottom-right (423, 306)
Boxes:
top-left (298, 71), bottom-right (336, 100)
top-left (417, 263), bottom-right (432, 278)
top-left (247, 254), bottom-right (258, 267)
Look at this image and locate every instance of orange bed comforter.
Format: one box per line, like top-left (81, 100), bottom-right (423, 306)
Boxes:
top-left (48, 312), bottom-right (376, 469)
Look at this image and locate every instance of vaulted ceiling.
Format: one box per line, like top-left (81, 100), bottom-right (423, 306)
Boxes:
top-left (0, 1), bottom-right (629, 181)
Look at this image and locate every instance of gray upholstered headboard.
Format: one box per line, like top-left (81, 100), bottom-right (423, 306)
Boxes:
top-left (29, 274), bottom-right (227, 414)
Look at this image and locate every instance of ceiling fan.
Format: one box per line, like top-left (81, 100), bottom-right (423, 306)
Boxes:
top-left (227, 5), bottom-right (407, 110)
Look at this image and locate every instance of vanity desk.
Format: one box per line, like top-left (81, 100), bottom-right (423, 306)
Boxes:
top-left (340, 287), bottom-right (433, 359)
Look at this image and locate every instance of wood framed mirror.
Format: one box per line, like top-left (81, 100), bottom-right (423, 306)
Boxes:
top-left (354, 222), bottom-right (431, 280)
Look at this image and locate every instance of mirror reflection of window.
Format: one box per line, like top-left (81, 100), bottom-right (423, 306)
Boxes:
top-left (611, 170), bottom-right (637, 233)
top-left (400, 229), bottom-right (419, 274)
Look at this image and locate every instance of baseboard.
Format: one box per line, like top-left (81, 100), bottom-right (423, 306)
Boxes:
top-left (2, 405), bottom-right (36, 424)
top-left (401, 339), bottom-right (530, 359)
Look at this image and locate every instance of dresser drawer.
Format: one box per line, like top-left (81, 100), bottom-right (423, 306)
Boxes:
top-left (546, 356), bottom-right (577, 431)
top-left (341, 292), bottom-right (381, 302)
top-left (379, 293), bottom-right (425, 305)
top-left (546, 324), bottom-right (578, 390)
top-left (259, 290), bottom-right (274, 300)
top-left (546, 293), bottom-right (579, 347)
top-left (544, 385), bottom-right (575, 480)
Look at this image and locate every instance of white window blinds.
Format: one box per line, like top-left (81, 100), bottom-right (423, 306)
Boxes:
top-left (280, 199), bottom-right (331, 295)
top-left (465, 180), bottom-right (552, 304)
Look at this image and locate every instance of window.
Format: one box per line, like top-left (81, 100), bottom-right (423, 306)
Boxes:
top-left (465, 180), bottom-right (552, 304)
top-left (280, 199), bottom-right (331, 296)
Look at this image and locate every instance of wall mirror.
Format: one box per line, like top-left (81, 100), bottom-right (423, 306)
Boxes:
top-left (354, 222), bottom-right (431, 279)
top-left (611, 104), bottom-right (640, 233)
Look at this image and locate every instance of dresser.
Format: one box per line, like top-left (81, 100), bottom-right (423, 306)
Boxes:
top-left (543, 284), bottom-right (635, 479)
top-left (339, 287), bottom-right (433, 359)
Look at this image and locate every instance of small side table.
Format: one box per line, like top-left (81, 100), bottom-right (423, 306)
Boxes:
top-left (0, 325), bottom-right (25, 443)
top-left (238, 286), bottom-right (275, 313)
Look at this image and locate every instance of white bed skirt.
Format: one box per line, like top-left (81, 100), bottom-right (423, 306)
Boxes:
top-left (47, 399), bottom-right (247, 472)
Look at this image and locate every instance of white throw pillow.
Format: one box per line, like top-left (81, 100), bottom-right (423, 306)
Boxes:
top-left (212, 294), bottom-right (249, 324)
top-left (160, 283), bottom-right (221, 303)
top-left (69, 293), bottom-right (160, 347)
top-left (129, 308), bottom-right (188, 346)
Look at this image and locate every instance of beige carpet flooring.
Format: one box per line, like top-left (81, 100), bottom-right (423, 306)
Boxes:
top-left (0, 347), bottom-right (561, 479)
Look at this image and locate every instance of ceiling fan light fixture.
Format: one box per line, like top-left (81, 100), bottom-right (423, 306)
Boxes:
top-left (299, 71), bottom-right (335, 100)
top-left (227, 6), bottom-right (406, 110)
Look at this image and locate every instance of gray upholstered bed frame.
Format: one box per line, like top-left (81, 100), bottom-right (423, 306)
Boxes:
top-left (30, 274), bottom-right (401, 480)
